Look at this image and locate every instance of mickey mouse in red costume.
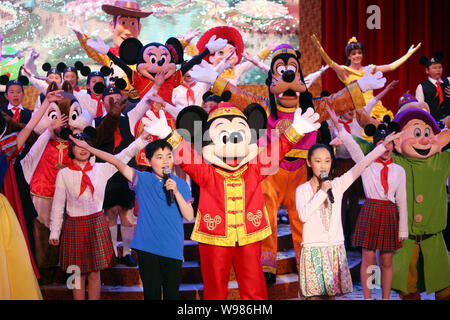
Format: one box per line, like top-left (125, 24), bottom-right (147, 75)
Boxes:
top-left (140, 98), bottom-right (320, 299)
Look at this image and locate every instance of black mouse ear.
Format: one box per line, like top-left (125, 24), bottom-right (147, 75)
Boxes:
top-left (42, 62), bottom-right (52, 72)
top-left (0, 75), bottom-right (9, 85)
top-left (83, 126), bottom-right (97, 139)
top-left (202, 91), bottom-right (213, 102)
top-left (81, 66), bottom-right (91, 77)
top-left (364, 124), bottom-right (377, 137)
top-left (176, 105), bottom-right (208, 144)
top-left (59, 127), bottom-right (73, 141)
top-left (382, 114), bottom-right (391, 124)
top-left (93, 82), bottom-right (106, 95)
top-left (119, 38), bottom-right (143, 65)
top-left (221, 90), bottom-right (231, 102)
top-left (100, 66), bottom-right (112, 77)
top-left (165, 37), bottom-right (184, 64)
top-left (376, 123), bottom-right (387, 131)
top-left (388, 121), bottom-right (400, 133)
top-left (433, 52), bottom-right (443, 61)
top-left (114, 78), bottom-right (127, 90)
top-left (243, 103), bottom-right (268, 142)
top-left (74, 61), bottom-right (84, 70)
top-left (57, 62), bottom-right (67, 73)
top-left (18, 76), bottom-right (29, 86)
top-left (419, 56), bottom-right (428, 66)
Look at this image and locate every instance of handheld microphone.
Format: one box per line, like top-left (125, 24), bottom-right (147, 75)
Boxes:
top-left (320, 172), bottom-right (334, 204)
top-left (163, 167), bottom-right (175, 205)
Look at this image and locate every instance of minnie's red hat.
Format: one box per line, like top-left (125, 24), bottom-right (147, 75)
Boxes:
top-left (196, 26), bottom-right (244, 64)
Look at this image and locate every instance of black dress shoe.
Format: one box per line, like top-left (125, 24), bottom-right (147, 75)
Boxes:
top-left (264, 272), bottom-right (276, 286)
top-left (121, 254), bottom-right (137, 267)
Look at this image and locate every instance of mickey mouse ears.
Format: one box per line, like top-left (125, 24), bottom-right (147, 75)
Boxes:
top-left (364, 115), bottom-right (400, 139)
top-left (419, 52), bottom-right (443, 67)
top-left (0, 74), bottom-right (29, 87)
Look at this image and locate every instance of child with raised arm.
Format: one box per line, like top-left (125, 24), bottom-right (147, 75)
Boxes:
top-left (327, 105), bottom-right (408, 300)
top-left (69, 137), bottom-right (194, 300)
top-left (48, 129), bottom-right (149, 300)
top-left (295, 123), bottom-right (401, 300)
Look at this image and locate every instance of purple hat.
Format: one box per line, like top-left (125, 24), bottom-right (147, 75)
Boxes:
top-left (398, 92), bottom-right (418, 109)
top-left (272, 44), bottom-right (297, 59)
top-left (393, 108), bottom-right (441, 134)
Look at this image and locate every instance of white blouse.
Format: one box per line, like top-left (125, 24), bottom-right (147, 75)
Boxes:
top-left (49, 136), bottom-right (147, 240)
top-left (338, 128), bottom-right (408, 238)
top-left (296, 143), bottom-right (386, 247)
top-left (172, 81), bottom-right (210, 109)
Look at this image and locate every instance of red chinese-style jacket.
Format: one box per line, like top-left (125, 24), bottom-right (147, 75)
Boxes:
top-left (167, 126), bottom-right (304, 246)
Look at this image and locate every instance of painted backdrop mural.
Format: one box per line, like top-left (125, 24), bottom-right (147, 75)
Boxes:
top-left (1, 0), bottom-right (299, 84)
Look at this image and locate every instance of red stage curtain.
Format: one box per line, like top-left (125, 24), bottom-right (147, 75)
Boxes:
top-left (321, 0), bottom-right (450, 114)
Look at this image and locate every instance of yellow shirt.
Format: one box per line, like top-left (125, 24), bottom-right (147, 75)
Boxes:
top-left (339, 65), bottom-right (393, 122)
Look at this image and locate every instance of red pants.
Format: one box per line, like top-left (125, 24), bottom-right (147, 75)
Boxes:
top-left (199, 242), bottom-right (268, 300)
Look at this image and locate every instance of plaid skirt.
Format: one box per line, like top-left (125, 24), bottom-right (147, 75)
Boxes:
top-left (60, 212), bottom-right (114, 273)
top-left (352, 199), bottom-right (401, 251)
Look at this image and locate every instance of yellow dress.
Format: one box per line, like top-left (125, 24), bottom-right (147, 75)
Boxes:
top-left (339, 65), bottom-right (394, 121)
top-left (0, 194), bottom-right (42, 300)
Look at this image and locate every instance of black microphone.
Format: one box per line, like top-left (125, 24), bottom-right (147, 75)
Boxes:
top-left (320, 172), bottom-right (334, 204)
top-left (163, 167), bottom-right (175, 205)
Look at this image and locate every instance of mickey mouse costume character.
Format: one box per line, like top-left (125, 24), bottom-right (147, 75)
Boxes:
top-left (86, 33), bottom-right (226, 166)
top-left (190, 43), bottom-right (387, 284)
top-left (141, 100), bottom-right (320, 300)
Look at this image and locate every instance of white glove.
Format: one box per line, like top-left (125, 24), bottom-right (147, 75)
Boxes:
top-left (205, 35), bottom-right (227, 54)
top-left (357, 66), bottom-right (386, 92)
top-left (292, 107), bottom-right (321, 135)
top-left (24, 49), bottom-right (39, 75)
top-left (190, 60), bottom-right (219, 86)
top-left (87, 36), bottom-right (109, 55)
top-left (141, 110), bottom-right (172, 139)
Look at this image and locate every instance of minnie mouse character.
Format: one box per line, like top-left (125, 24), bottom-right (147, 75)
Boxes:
top-left (86, 34), bottom-right (226, 166)
top-left (141, 100), bottom-right (320, 300)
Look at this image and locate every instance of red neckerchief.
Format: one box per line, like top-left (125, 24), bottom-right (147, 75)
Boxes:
top-left (91, 93), bottom-right (103, 117)
top-left (67, 161), bottom-right (95, 198)
top-left (12, 106), bottom-right (21, 122)
top-left (182, 81), bottom-right (196, 105)
top-left (73, 86), bottom-right (81, 92)
top-left (338, 119), bottom-right (352, 133)
top-left (109, 46), bottom-right (120, 57)
top-left (375, 158), bottom-right (393, 194)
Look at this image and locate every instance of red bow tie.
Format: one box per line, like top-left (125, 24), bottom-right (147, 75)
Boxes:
top-left (67, 161), bottom-right (95, 198)
top-left (375, 158), bottom-right (393, 194)
top-left (182, 81), bottom-right (196, 105)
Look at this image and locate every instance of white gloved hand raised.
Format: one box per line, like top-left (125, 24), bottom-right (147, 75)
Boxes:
top-left (86, 36), bottom-right (110, 55)
top-left (357, 66), bottom-right (386, 93)
top-left (189, 60), bottom-right (219, 86)
top-left (141, 110), bottom-right (172, 139)
top-left (205, 35), bottom-right (227, 54)
top-left (291, 107), bottom-right (321, 135)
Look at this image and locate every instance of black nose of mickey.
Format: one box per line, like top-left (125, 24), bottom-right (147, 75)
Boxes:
top-left (282, 70), bottom-right (295, 83)
top-left (158, 59), bottom-right (165, 66)
top-left (229, 132), bottom-right (243, 144)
